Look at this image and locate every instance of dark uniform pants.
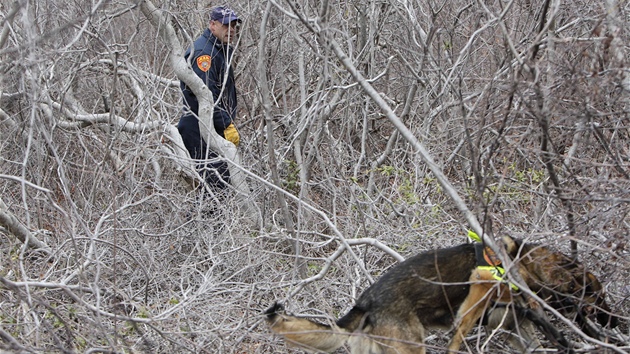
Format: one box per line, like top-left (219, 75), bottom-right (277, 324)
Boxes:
top-left (178, 115), bottom-right (230, 193)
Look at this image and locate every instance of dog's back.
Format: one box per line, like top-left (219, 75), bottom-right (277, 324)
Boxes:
top-left (349, 243), bottom-right (476, 329)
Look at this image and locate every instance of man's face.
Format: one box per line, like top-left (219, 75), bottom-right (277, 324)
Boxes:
top-left (210, 20), bottom-right (239, 44)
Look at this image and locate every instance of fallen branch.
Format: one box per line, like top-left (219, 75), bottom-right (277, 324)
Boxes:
top-left (0, 196), bottom-right (51, 254)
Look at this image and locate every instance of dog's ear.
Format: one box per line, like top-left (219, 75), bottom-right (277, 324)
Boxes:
top-left (502, 235), bottom-right (519, 256)
top-left (265, 302), bottom-right (285, 318)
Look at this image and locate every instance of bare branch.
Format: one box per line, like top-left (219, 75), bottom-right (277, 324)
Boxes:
top-left (0, 197), bottom-right (51, 253)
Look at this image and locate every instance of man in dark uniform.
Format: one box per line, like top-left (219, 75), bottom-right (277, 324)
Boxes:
top-left (178, 6), bottom-right (242, 197)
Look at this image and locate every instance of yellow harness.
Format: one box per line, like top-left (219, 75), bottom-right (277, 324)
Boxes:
top-left (468, 231), bottom-right (519, 291)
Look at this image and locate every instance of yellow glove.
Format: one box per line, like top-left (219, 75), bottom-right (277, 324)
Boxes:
top-left (224, 123), bottom-right (240, 146)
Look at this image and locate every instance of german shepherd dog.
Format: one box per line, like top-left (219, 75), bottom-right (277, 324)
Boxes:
top-left (265, 236), bottom-right (618, 353)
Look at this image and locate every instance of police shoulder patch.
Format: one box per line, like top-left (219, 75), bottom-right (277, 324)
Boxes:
top-left (196, 55), bottom-right (211, 72)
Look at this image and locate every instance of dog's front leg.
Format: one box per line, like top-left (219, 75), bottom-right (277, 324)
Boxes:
top-left (447, 268), bottom-right (510, 353)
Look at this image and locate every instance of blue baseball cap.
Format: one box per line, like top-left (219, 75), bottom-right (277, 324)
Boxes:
top-left (210, 6), bottom-right (241, 24)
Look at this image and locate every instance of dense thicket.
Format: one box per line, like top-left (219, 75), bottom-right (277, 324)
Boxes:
top-left (1, 1), bottom-right (628, 352)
